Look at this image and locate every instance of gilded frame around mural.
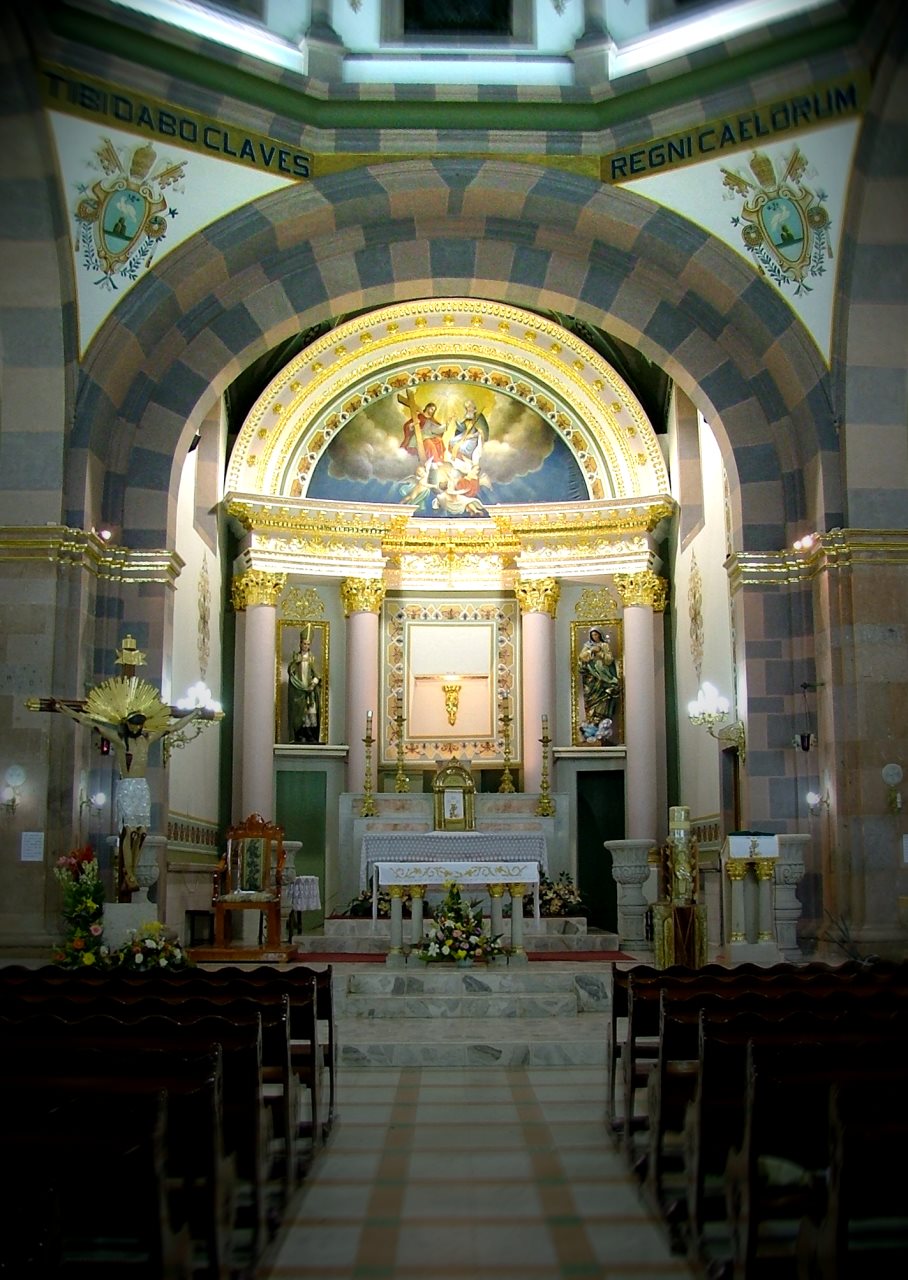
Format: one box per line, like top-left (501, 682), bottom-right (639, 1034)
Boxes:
top-left (276, 619), bottom-right (329, 745)
top-left (570, 620), bottom-right (624, 746)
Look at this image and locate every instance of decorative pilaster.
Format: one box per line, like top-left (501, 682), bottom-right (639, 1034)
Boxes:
top-left (775, 835), bottom-right (808, 960)
top-left (515, 577), bottom-right (559, 793)
top-left (231, 570), bottom-right (286, 819)
top-left (341, 577), bottom-right (385, 796)
top-left (613, 570), bottom-right (667, 841)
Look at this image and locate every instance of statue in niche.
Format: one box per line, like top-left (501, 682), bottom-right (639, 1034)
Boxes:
top-left (577, 628), bottom-right (621, 742)
top-left (288, 627), bottom-right (321, 744)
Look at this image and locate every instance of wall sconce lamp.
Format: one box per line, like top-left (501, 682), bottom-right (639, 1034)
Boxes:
top-left (2, 765), bottom-right (25, 814)
top-left (882, 763), bottom-right (903, 814)
top-left (687, 682), bottom-right (746, 763)
top-left (79, 789), bottom-right (107, 818)
top-left (441, 676), bottom-right (462, 727)
top-left (806, 790), bottom-right (830, 816)
top-left (162, 682), bottom-right (224, 766)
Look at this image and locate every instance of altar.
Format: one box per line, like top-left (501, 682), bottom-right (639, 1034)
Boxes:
top-left (362, 829), bottom-right (548, 966)
top-left (360, 830), bottom-right (548, 891)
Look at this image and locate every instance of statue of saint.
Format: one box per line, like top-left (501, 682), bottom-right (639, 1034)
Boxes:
top-left (577, 628), bottom-right (621, 741)
top-left (288, 629), bottom-right (321, 743)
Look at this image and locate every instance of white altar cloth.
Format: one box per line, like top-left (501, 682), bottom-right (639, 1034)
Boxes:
top-left (372, 859), bottom-right (542, 919)
top-left (287, 875), bottom-right (321, 912)
top-left (361, 830), bottom-right (548, 889)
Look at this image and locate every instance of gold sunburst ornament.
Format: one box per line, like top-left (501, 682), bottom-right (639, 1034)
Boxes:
top-left (83, 676), bottom-right (172, 736)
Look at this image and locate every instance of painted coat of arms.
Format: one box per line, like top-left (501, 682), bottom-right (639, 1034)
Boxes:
top-left (75, 137), bottom-right (186, 287)
top-left (722, 147), bottom-right (831, 293)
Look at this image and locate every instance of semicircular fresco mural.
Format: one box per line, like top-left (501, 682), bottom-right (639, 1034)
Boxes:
top-left (298, 382), bottom-right (589, 518)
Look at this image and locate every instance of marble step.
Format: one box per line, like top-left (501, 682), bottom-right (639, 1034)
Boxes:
top-left (336, 1013), bottom-right (609, 1069)
top-left (294, 918), bottom-right (619, 955)
top-left (334, 966), bottom-right (609, 1023)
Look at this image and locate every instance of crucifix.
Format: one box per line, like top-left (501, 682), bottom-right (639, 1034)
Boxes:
top-left (27, 635), bottom-right (215, 900)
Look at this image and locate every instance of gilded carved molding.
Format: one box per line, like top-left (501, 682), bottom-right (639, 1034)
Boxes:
top-left (727, 529), bottom-right (908, 592)
top-left (0, 526), bottom-right (184, 586)
top-left (231, 569), bottom-right (286, 610)
top-left (613, 569), bottom-right (668, 611)
top-left (515, 577), bottom-right (560, 617)
top-left (340, 577), bottom-right (386, 615)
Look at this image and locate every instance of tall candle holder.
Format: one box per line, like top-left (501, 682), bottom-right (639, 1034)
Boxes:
top-left (498, 702), bottom-right (515, 794)
top-left (361, 714), bottom-right (377, 817)
top-left (393, 706), bottom-right (410, 793)
top-left (535, 715), bottom-right (555, 816)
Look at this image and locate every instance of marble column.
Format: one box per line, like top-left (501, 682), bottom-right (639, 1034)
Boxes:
top-left (606, 839), bottom-right (653, 958)
top-left (409, 883), bottom-right (425, 948)
top-left (614, 570), bottom-right (667, 842)
top-left (508, 884), bottom-right (529, 963)
top-left (231, 570), bottom-right (286, 820)
top-left (754, 858), bottom-right (776, 942)
top-left (340, 578), bottom-right (385, 797)
top-left (726, 858), bottom-right (748, 943)
top-left (515, 577), bottom-right (559, 794)
top-left (386, 883), bottom-right (405, 968)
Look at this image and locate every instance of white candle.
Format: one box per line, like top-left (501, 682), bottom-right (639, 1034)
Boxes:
top-left (366, 710), bottom-right (373, 734)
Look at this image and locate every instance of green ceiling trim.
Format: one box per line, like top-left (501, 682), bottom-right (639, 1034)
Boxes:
top-left (50, 5), bottom-right (864, 137)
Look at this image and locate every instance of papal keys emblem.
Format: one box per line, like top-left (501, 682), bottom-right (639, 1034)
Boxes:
top-left (722, 147), bottom-right (832, 293)
top-left (75, 138), bottom-right (186, 283)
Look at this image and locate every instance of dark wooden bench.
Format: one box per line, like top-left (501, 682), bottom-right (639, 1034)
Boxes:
top-left (723, 1041), bottom-right (908, 1279)
top-left (0, 1009), bottom-right (276, 1254)
top-left (0, 1042), bottom-right (230, 1280)
top-left (1, 1088), bottom-right (194, 1278)
top-left (796, 1077), bottom-right (908, 1279)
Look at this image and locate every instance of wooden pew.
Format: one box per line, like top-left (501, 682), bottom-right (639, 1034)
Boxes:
top-left (1, 1089), bottom-right (194, 1278)
top-left (796, 1078), bottom-right (908, 1279)
top-left (0, 1009), bottom-right (276, 1255)
top-left (723, 1040), bottom-right (908, 1279)
top-left (0, 962), bottom-right (335, 1140)
top-left (0, 987), bottom-right (305, 1192)
top-left (0, 1042), bottom-right (230, 1280)
top-left (619, 964), bottom-right (908, 1164)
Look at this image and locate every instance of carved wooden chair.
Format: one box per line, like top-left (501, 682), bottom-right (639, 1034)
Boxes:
top-left (212, 813), bottom-right (286, 949)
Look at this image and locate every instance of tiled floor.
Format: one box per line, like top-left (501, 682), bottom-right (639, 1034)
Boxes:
top-left (256, 1066), bottom-right (702, 1280)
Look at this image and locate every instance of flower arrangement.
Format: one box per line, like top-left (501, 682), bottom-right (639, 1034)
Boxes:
top-left (340, 887), bottom-right (431, 919)
top-left (411, 880), bottom-right (505, 964)
top-left (53, 846), bottom-right (108, 968)
top-left (110, 920), bottom-right (190, 971)
top-left (506, 872), bottom-right (589, 918)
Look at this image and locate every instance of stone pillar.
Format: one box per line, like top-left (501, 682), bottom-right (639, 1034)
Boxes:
top-left (726, 858), bottom-right (748, 943)
top-left (410, 882), bottom-right (425, 947)
top-left (754, 858), bottom-right (776, 943)
top-left (231, 570), bottom-right (286, 820)
top-left (776, 834), bottom-right (808, 960)
top-left (387, 883), bottom-right (405, 968)
top-left (614, 570), bottom-right (667, 841)
top-left (515, 577), bottom-right (559, 794)
top-left (508, 884), bottom-right (528, 963)
top-left (607, 839), bottom-right (653, 959)
top-left (489, 882), bottom-right (506, 946)
top-left (340, 578), bottom-right (385, 797)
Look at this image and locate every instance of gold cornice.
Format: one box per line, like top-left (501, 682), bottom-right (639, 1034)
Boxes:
top-left (231, 569), bottom-right (286, 610)
top-left (340, 578), bottom-right (386, 615)
top-left (515, 577), bottom-right (561, 617)
top-left (727, 529), bottom-right (908, 591)
top-left (613, 569), bottom-right (668, 611)
top-left (0, 526), bottom-right (183, 585)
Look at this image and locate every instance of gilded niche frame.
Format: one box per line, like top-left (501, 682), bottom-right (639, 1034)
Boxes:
top-left (432, 760), bottom-right (476, 832)
top-left (570, 620), bottom-right (624, 747)
top-left (276, 619), bottom-right (330, 745)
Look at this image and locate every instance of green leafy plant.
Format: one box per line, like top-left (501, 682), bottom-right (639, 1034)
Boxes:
top-left (412, 880), bottom-right (505, 964)
top-left (53, 846), bottom-right (108, 968)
